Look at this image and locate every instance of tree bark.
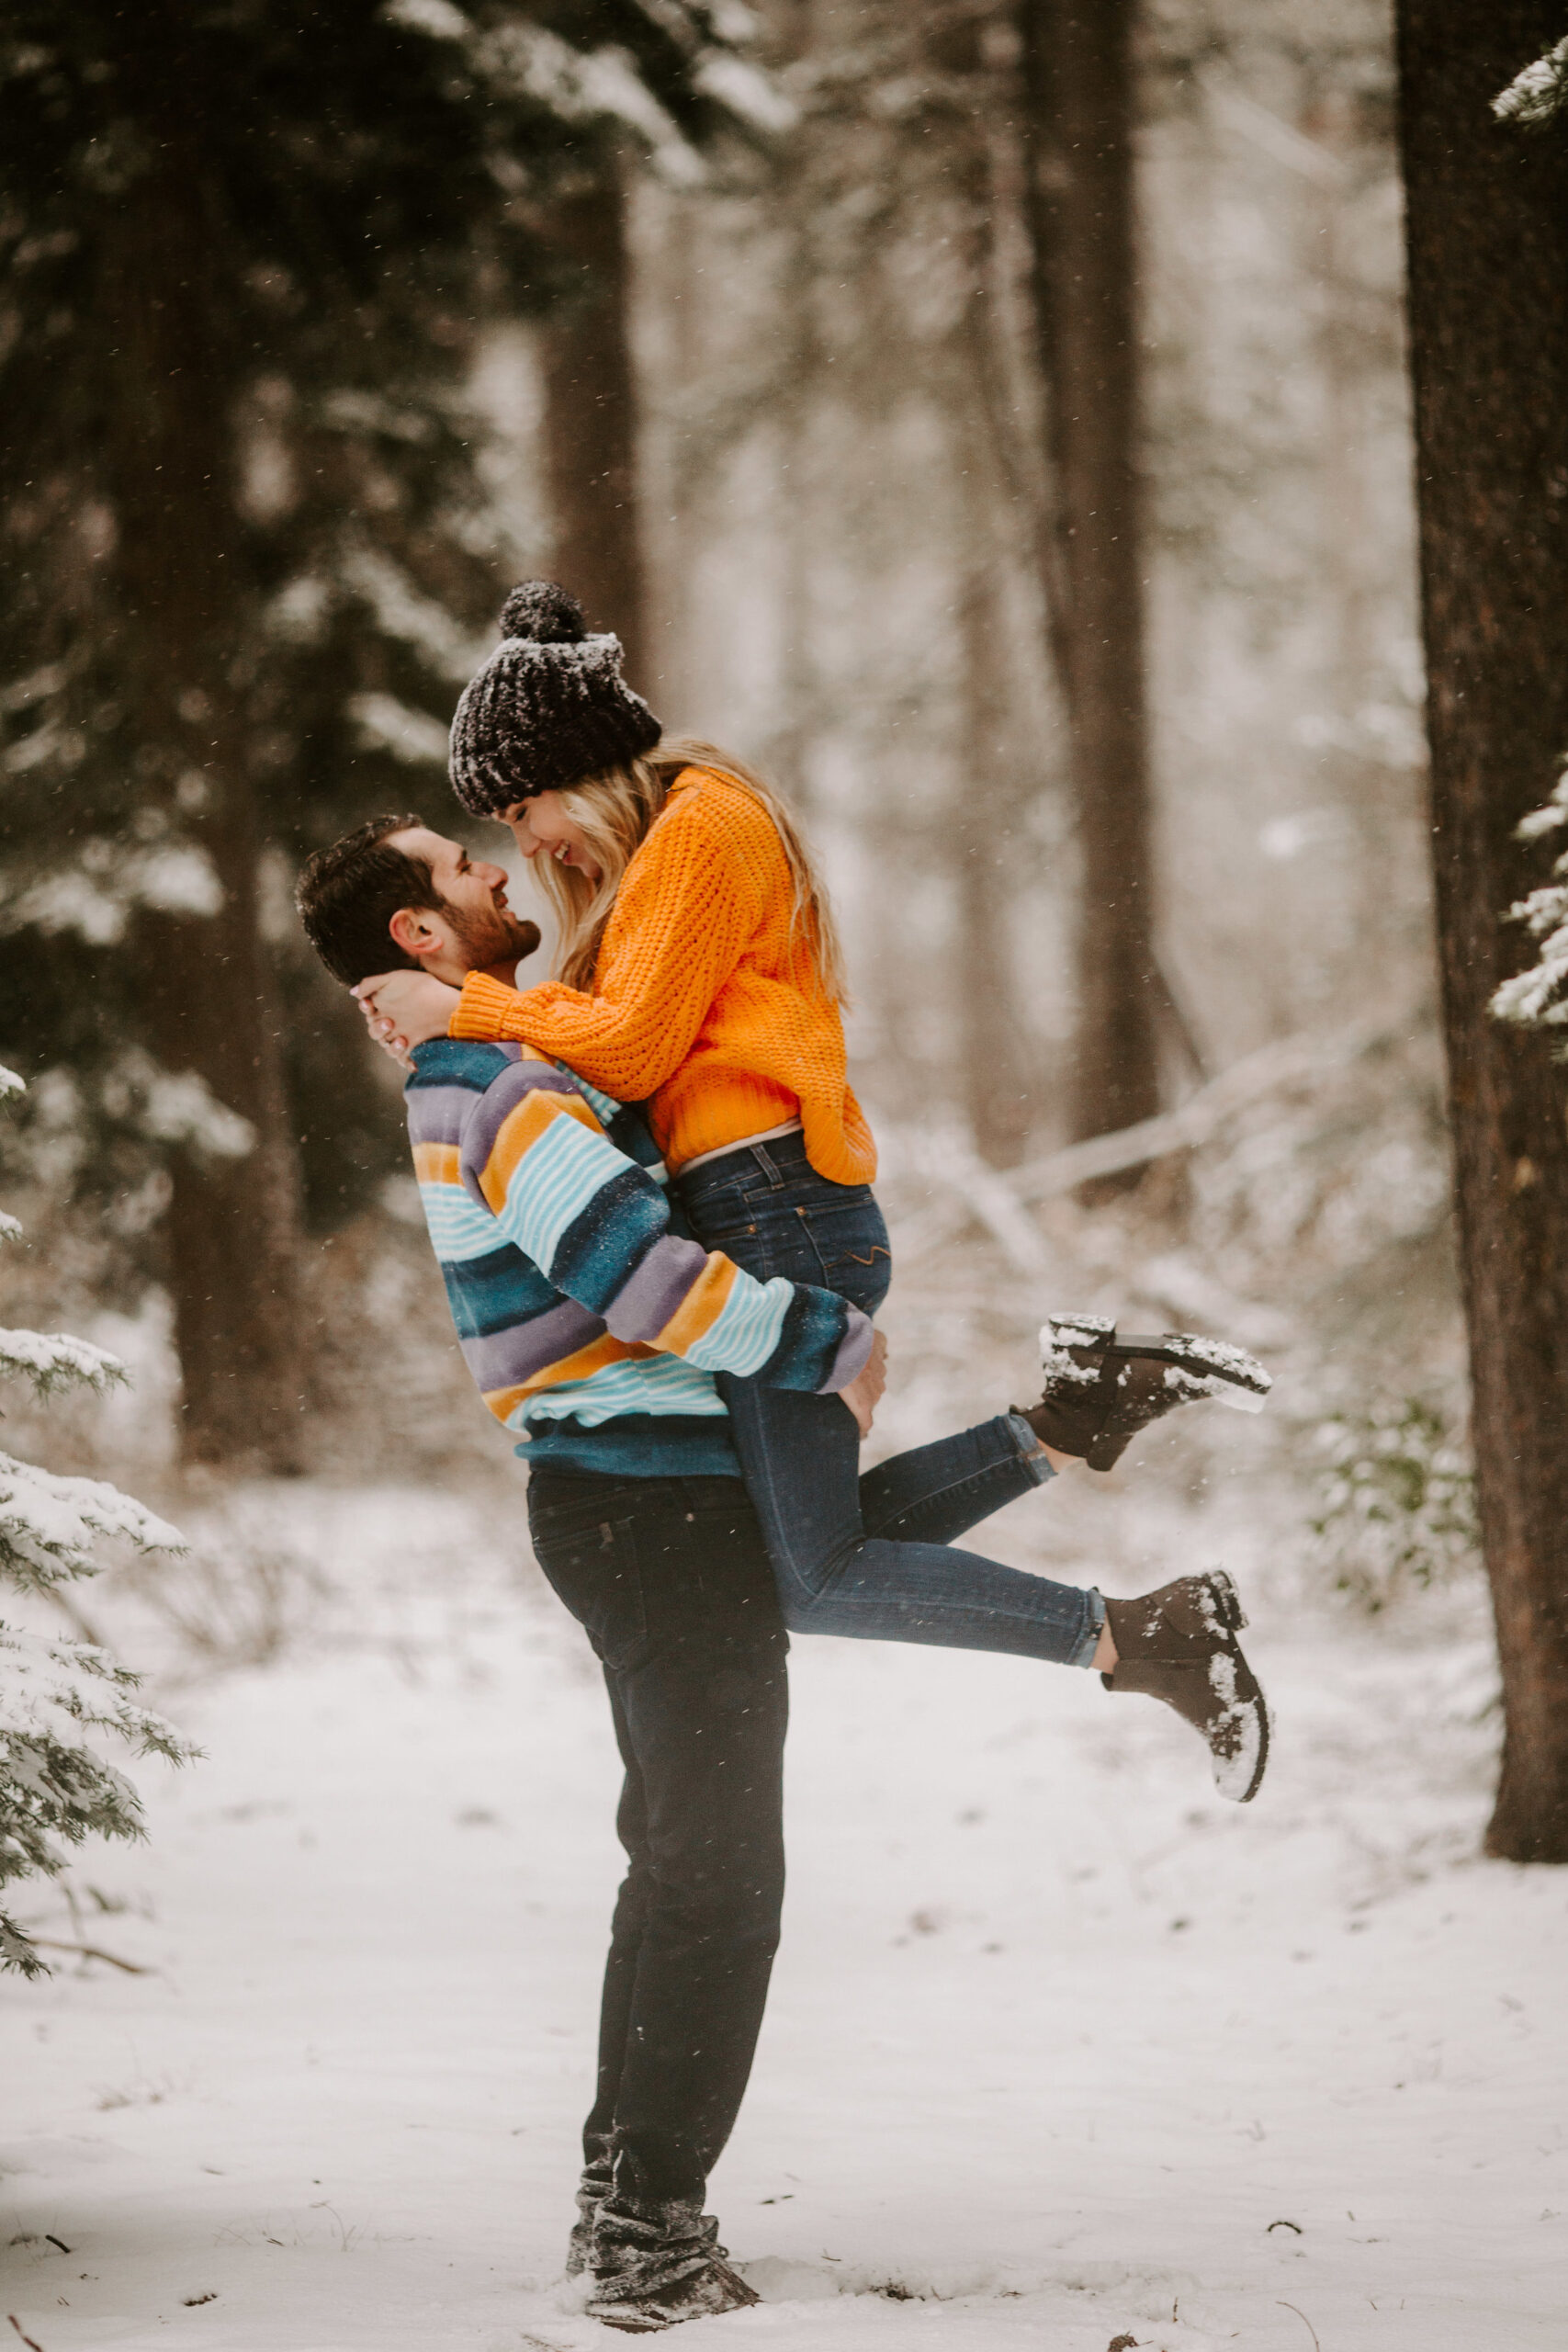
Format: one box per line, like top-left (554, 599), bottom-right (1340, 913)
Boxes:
top-left (1019, 0), bottom-right (1161, 1146)
top-left (538, 163), bottom-right (651, 690)
top-left (1395, 3), bottom-right (1568, 1860)
top-left (101, 173), bottom-right (305, 1476)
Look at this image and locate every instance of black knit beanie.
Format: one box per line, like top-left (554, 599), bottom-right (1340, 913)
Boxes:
top-left (447, 582), bottom-right (663, 817)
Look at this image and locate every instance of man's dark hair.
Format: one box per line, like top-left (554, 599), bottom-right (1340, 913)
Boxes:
top-left (295, 813), bottom-right (442, 987)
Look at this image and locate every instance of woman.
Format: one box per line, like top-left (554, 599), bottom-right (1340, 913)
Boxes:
top-left (357, 582), bottom-right (1273, 1801)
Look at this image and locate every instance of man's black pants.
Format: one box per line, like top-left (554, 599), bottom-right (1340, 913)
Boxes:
top-left (526, 1470), bottom-right (789, 2212)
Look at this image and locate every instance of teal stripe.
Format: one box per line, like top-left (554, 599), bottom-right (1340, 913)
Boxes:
top-left (683, 1270), bottom-right (793, 1375)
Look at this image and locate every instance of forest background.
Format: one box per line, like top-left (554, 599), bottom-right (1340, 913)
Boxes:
top-left (1, 2), bottom-right (1568, 2339)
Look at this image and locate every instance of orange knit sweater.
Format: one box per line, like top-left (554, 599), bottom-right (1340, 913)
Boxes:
top-left (448, 768), bottom-right (876, 1184)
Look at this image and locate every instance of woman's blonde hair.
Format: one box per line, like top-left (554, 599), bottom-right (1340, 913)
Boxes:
top-left (525, 736), bottom-right (849, 1002)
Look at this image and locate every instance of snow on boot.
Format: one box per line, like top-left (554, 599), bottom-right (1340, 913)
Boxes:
top-left (1102, 1568), bottom-right (1270, 1803)
top-left (1021, 1314), bottom-right (1271, 1471)
top-left (565, 2161), bottom-right (612, 2278)
top-left (587, 2195), bottom-right (760, 2333)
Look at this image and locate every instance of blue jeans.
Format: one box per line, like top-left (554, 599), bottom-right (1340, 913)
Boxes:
top-left (676, 1133), bottom-right (1104, 1668)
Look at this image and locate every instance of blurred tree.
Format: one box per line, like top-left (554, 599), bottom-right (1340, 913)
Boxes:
top-left (538, 160), bottom-right (651, 682)
top-left (1018, 0), bottom-right (1161, 1149)
top-left (0, 1), bottom-right (750, 1470)
top-left (1396, 0), bottom-right (1568, 1860)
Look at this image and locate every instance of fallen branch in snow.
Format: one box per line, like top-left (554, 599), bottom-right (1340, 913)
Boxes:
top-left (8, 2319), bottom-right (46, 2352)
top-left (1278, 2302), bottom-right (1323, 2352)
top-left (20, 1936), bottom-right (152, 1975)
top-left (889, 1021), bottom-right (1390, 1271)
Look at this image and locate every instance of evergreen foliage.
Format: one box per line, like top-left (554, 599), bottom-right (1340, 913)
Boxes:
top-left (1493, 33), bottom-right (1568, 129)
top-left (0, 3), bottom-right (762, 1372)
top-left (0, 1064), bottom-right (194, 1978)
top-left (1492, 767), bottom-right (1568, 1043)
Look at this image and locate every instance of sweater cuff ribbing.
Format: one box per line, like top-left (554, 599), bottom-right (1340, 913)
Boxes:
top-left (450, 968), bottom-right (532, 1044)
top-left (818, 1307), bottom-right (875, 1396)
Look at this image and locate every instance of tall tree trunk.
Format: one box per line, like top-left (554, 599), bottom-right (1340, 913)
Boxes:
top-left (102, 175), bottom-right (304, 1476)
top-left (933, 7), bottom-right (1039, 1167)
top-left (538, 162), bottom-right (650, 688)
top-left (1395, 3), bottom-right (1568, 1860)
top-left (1019, 0), bottom-right (1161, 1146)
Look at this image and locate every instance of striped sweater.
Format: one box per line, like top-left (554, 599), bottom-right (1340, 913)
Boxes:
top-left (405, 1037), bottom-right (874, 1478)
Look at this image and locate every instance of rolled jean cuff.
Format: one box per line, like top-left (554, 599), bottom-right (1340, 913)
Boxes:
top-left (1067, 1583), bottom-right (1108, 1669)
top-left (1005, 1411), bottom-right (1057, 1487)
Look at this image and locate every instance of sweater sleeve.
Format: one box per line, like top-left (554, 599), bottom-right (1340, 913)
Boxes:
top-left (447, 791), bottom-right (765, 1099)
top-left (458, 1065), bottom-right (873, 1395)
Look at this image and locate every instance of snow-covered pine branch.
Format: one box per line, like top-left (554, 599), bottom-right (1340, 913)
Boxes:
top-left (0, 1452), bottom-right (185, 1594)
top-left (0, 1058), bottom-right (195, 1973)
top-left (1494, 35), bottom-right (1568, 130)
top-left (0, 1326), bottom-right (126, 1399)
top-left (1491, 766), bottom-right (1568, 1044)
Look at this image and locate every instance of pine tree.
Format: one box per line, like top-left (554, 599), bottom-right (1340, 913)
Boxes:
top-left (0, 1), bottom-right (756, 1468)
top-left (0, 1064), bottom-right (194, 1976)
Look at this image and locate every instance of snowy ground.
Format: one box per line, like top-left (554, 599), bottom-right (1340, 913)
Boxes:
top-left (2, 1468), bottom-right (1563, 2352)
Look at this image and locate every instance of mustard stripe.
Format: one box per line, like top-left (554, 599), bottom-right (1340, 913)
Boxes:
top-left (412, 1139), bottom-right (462, 1186)
top-left (481, 1332), bottom-right (643, 1420)
top-left (655, 1252), bottom-right (739, 1358)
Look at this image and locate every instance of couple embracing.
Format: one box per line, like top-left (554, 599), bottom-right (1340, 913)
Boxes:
top-left (294, 582), bottom-right (1271, 2335)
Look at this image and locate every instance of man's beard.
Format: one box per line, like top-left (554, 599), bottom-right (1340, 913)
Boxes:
top-left (446, 895), bottom-right (540, 971)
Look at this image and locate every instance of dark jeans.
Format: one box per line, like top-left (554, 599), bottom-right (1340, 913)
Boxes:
top-left (527, 1469), bottom-right (788, 2213)
top-left (677, 1132), bottom-right (1104, 1668)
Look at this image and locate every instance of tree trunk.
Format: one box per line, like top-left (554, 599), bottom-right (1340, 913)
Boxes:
top-left (538, 163), bottom-right (650, 689)
top-left (1019, 0), bottom-right (1161, 1146)
top-left (1395, 2), bottom-right (1568, 1860)
top-left (102, 175), bottom-right (305, 1476)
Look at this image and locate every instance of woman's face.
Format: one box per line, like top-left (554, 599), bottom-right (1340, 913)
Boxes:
top-left (501, 790), bottom-right (603, 882)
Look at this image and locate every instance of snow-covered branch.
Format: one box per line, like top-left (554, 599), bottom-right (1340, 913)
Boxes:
top-left (1491, 767), bottom-right (1568, 1044)
top-left (1494, 35), bottom-right (1568, 130)
top-left (0, 1452), bottom-right (185, 1593)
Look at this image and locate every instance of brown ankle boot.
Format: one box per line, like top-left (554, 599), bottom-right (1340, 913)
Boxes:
top-left (1102, 1569), bottom-right (1270, 1802)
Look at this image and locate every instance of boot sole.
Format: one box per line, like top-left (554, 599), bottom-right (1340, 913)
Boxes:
top-left (1044, 1317), bottom-right (1271, 1401)
top-left (1203, 1570), bottom-right (1269, 1803)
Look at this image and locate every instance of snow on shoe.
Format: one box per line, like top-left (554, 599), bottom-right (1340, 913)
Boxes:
top-left (587, 2198), bottom-right (760, 2333)
top-left (1101, 1568), bottom-right (1270, 1804)
top-left (1026, 1314), bottom-right (1271, 1469)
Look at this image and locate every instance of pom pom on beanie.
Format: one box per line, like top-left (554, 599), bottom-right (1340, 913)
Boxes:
top-left (448, 580), bottom-right (662, 817)
top-left (499, 580), bottom-right (587, 645)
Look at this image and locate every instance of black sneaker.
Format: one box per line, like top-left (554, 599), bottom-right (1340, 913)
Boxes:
top-left (587, 2196), bottom-right (761, 2333)
top-left (1102, 1568), bottom-right (1270, 1802)
top-left (1021, 1314), bottom-right (1271, 1471)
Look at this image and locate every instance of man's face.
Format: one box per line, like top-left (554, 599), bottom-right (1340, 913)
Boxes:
top-left (387, 827), bottom-right (540, 982)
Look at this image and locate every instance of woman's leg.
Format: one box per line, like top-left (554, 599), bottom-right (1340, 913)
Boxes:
top-left (679, 1139), bottom-right (1104, 1667)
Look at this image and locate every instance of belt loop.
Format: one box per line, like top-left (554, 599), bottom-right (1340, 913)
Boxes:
top-left (750, 1143), bottom-right (785, 1189)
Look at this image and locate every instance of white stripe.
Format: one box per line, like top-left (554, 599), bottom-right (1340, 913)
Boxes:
top-left (420, 1183), bottom-right (503, 1261)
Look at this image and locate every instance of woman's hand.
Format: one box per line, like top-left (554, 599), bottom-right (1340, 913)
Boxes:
top-left (839, 1327), bottom-right (888, 1439)
top-left (353, 969), bottom-right (462, 1057)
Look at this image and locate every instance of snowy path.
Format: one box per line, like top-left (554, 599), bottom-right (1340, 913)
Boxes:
top-left (1, 1483), bottom-right (1563, 2351)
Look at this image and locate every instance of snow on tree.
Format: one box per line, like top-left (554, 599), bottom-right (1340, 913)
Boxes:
top-left (1493, 35), bottom-right (1568, 130)
top-left (1492, 767), bottom-right (1568, 1043)
top-left (0, 1061), bottom-right (195, 1977)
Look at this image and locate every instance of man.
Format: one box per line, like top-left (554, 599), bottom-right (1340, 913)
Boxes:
top-left (296, 814), bottom-right (881, 2334)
